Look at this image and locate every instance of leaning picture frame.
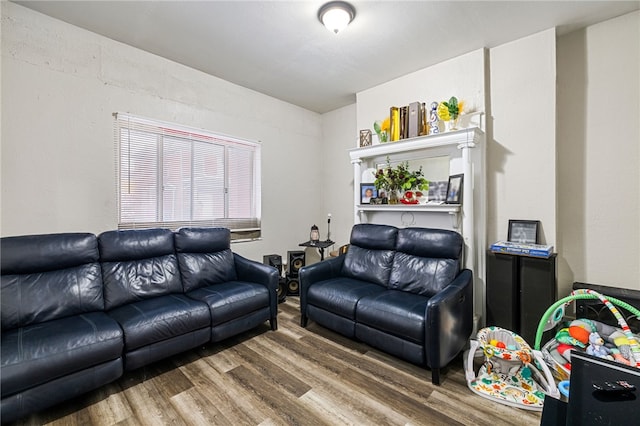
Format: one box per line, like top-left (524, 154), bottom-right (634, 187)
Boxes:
top-left (445, 174), bottom-right (463, 204)
top-left (359, 129), bottom-right (372, 147)
top-left (360, 184), bottom-right (377, 204)
top-left (507, 220), bottom-right (540, 244)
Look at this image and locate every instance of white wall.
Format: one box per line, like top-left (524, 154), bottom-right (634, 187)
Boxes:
top-left (356, 49), bottom-right (486, 136)
top-left (557, 11), bottom-right (640, 293)
top-left (320, 103), bottom-right (356, 252)
top-left (488, 29), bottom-right (557, 247)
top-left (0, 2), bottom-right (324, 262)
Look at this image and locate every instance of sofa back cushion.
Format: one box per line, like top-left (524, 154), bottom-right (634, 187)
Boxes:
top-left (174, 227), bottom-right (238, 292)
top-left (99, 229), bottom-right (182, 310)
top-left (1, 233), bottom-right (104, 330)
top-left (342, 224), bottom-right (398, 287)
top-left (390, 228), bottom-right (463, 296)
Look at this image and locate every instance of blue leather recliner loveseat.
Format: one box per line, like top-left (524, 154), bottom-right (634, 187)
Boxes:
top-left (1, 227), bottom-right (278, 423)
top-left (299, 224), bottom-right (473, 385)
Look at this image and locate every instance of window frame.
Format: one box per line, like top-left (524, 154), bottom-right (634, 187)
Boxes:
top-left (114, 112), bottom-right (261, 241)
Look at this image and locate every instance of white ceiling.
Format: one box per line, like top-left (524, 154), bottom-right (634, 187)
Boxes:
top-left (14, 0), bottom-right (640, 113)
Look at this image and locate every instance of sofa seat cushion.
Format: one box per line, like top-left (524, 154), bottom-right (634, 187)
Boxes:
top-left (107, 294), bottom-right (210, 352)
top-left (186, 281), bottom-right (269, 326)
top-left (0, 312), bottom-right (123, 398)
top-left (307, 278), bottom-right (387, 320)
top-left (356, 290), bottom-right (429, 344)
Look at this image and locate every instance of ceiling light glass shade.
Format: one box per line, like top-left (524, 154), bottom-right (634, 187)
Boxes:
top-left (318, 2), bottom-right (356, 34)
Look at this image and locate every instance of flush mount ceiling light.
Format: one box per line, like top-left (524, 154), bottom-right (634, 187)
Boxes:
top-left (318, 1), bottom-right (356, 34)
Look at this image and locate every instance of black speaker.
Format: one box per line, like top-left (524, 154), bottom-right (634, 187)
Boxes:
top-left (519, 256), bottom-right (557, 345)
top-left (486, 252), bottom-right (519, 331)
top-left (286, 275), bottom-right (300, 296)
top-left (277, 278), bottom-right (287, 303)
top-left (287, 250), bottom-right (305, 276)
top-left (263, 254), bottom-right (283, 275)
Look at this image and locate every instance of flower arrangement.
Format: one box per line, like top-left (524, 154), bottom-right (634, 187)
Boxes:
top-left (437, 96), bottom-right (465, 121)
top-left (373, 117), bottom-right (390, 143)
top-left (374, 157), bottom-right (429, 193)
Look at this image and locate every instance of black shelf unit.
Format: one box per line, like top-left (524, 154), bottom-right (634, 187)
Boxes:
top-left (486, 250), bottom-right (557, 345)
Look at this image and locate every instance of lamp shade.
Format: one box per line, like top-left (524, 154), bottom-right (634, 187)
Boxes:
top-left (318, 2), bottom-right (355, 34)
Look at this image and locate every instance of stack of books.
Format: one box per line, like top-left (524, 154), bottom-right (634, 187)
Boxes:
top-left (389, 101), bottom-right (428, 141)
top-left (490, 241), bottom-right (554, 258)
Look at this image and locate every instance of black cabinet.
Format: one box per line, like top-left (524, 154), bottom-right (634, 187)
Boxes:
top-left (486, 250), bottom-right (557, 345)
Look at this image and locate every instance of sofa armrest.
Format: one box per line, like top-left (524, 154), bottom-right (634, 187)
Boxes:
top-left (299, 256), bottom-right (345, 324)
top-left (425, 269), bottom-right (473, 370)
top-left (234, 253), bottom-right (279, 323)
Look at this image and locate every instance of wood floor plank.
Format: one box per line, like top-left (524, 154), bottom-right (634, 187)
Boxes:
top-left (120, 372), bottom-right (187, 426)
top-left (85, 384), bottom-right (135, 425)
top-left (178, 357), bottom-right (267, 425)
top-left (169, 387), bottom-right (228, 425)
top-left (295, 326), bottom-right (441, 407)
top-left (147, 362), bottom-right (195, 400)
top-left (242, 336), bottom-right (418, 425)
top-left (338, 367), bottom-right (463, 426)
top-left (9, 297), bottom-right (543, 425)
top-left (227, 364), bottom-right (333, 426)
top-left (299, 386), bottom-right (413, 426)
top-left (228, 344), bottom-right (312, 398)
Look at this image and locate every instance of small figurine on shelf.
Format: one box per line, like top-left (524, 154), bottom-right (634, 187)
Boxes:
top-left (428, 102), bottom-right (439, 135)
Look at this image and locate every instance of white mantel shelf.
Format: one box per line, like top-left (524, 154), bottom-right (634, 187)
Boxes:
top-left (349, 127), bottom-right (484, 161)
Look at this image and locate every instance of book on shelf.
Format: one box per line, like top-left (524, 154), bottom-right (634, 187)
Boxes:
top-left (490, 240), bottom-right (554, 258)
top-left (408, 101), bottom-right (421, 138)
top-left (402, 105), bottom-right (409, 139)
top-left (390, 106), bottom-right (400, 141)
top-left (420, 102), bottom-right (428, 136)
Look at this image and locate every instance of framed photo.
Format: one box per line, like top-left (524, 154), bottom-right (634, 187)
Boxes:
top-left (359, 129), bottom-right (372, 147)
top-left (508, 220), bottom-right (540, 244)
top-left (445, 174), bottom-right (463, 204)
top-left (360, 183), bottom-right (377, 204)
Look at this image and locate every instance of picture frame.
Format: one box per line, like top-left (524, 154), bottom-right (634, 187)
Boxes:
top-left (508, 220), bottom-right (540, 244)
top-left (445, 174), bottom-right (463, 204)
top-left (360, 183), bottom-right (377, 204)
top-left (359, 129), bottom-right (372, 147)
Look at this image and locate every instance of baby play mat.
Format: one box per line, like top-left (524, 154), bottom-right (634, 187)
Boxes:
top-left (464, 326), bottom-right (559, 411)
top-left (534, 288), bottom-right (640, 382)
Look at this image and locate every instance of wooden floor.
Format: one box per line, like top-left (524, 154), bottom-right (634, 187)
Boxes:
top-left (11, 299), bottom-right (542, 425)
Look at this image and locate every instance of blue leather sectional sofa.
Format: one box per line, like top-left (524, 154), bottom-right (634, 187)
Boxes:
top-left (300, 224), bottom-right (473, 385)
top-left (0, 227), bottom-right (278, 423)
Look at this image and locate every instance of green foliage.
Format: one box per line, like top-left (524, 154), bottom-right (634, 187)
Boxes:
top-left (443, 96), bottom-right (459, 118)
top-left (374, 157), bottom-right (429, 192)
top-left (373, 121), bottom-right (388, 143)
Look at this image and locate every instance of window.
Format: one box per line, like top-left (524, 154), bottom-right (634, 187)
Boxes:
top-left (114, 113), bottom-right (261, 240)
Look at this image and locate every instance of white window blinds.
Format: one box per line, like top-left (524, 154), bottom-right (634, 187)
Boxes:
top-left (115, 113), bottom-right (261, 240)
